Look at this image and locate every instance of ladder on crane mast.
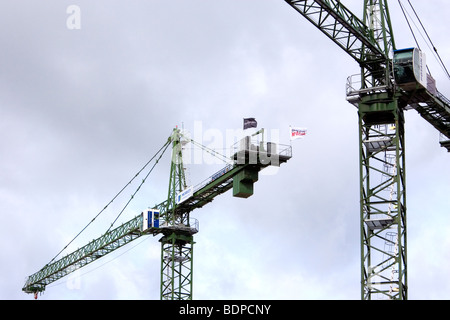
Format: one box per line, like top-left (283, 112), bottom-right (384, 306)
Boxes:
top-left (363, 125), bottom-right (401, 299)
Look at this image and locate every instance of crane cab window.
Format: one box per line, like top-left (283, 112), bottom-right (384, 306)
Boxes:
top-left (393, 48), bottom-right (426, 90)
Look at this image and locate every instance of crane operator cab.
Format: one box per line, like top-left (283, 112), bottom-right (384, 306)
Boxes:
top-left (141, 208), bottom-right (160, 232)
top-left (393, 47), bottom-right (431, 92)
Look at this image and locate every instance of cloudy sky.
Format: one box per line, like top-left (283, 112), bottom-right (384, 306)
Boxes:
top-left (1, 0), bottom-right (449, 300)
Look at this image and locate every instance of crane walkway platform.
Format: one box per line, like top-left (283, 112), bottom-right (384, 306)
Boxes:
top-left (365, 217), bottom-right (395, 230)
top-left (346, 74), bottom-right (450, 152)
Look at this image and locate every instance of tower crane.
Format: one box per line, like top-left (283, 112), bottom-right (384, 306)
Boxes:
top-left (23, 1), bottom-right (449, 301)
top-left (285, 0), bottom-right (449, 299)
top-left (22, 127), bottom-right (292, 299)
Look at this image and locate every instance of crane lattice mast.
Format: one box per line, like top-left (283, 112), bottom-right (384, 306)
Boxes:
top-left (160, 128), bottom-right (195, 300)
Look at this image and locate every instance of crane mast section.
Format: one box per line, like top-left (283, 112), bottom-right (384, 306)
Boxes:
top-left (285, 0), bottom-right (387, 71)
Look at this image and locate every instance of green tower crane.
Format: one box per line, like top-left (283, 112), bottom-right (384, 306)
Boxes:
top-left (22, 127), bottom-right (292, 299)
top-left (285, 0), bottom-right (450, 299)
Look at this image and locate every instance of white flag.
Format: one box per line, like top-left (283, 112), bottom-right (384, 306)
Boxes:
top-left (290, 126), bottom-right (307, 140)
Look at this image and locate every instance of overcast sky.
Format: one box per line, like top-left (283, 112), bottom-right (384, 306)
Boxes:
top-left (1, 0), bottom-right (449, 300)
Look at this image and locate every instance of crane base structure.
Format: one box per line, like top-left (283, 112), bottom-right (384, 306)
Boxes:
top-left (22, 127), bottom-right (292, 299)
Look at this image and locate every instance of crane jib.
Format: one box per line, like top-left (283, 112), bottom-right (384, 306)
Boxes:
top-left (285, 0), bottom-right (387, 66)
